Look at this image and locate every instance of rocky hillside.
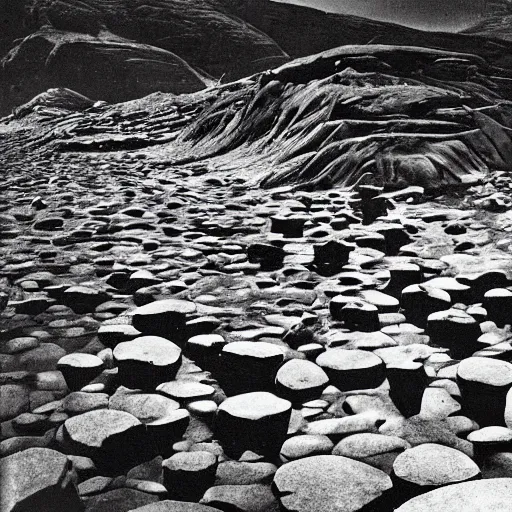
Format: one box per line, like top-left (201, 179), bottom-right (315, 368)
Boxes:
top-left (3, 43), bottom-right (512, 192)
top-left (0, 0), bottom-right (289, 115)
top-left (4, 0), bottom-right (512, 115)
top-left (464, 0), bottom-right (512, 40)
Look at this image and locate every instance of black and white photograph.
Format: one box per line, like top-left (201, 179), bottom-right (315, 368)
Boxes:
top-left (2, 1), bottom-right (512, 511)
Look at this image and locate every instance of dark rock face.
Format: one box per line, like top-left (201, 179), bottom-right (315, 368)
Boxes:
top-left (154, 44), bottom-right (512, 192)
top-left (0, 0), bottom-right (289, 115)
top-left (1, 28), bottom-right (210, 115)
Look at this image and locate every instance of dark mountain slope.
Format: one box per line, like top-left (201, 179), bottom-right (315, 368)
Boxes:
top-left (464, 1), bottom-right (512, 41)
top-left (0, 0), bottom-right (289, 114)
top-left (1, 27), bottom-right (212, 115)
top-left (4, 0), bottom-right (512, 115)
top-left (228, 0), bottom-right (512, 69)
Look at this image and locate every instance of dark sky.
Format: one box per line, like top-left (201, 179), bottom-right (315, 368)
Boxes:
top-left (273, 0), bottom-right (487, 31)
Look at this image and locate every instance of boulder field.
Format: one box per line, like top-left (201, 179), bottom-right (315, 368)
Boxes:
top-left (3, 41), bottom-right (512, 512)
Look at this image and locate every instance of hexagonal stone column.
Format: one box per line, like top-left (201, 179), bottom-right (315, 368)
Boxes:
top-left (62, 409), bottom-right (150, 473)
top-left (382, 263), bottom-right (423, 299)
top-left (185, 334), bottom-right (226, 373)
top-left (387, 363), bottom-right (429, 418)
top-left (271, 215), bottom-right (307, 238)
top-left (162, 451), bottom-right (217, 502)
top-left (57, 353), bottom-right (105, 391)
top-left (401, 285), bottom-right (451, 328)
top-left (113, 336), bottom-right (182, 390)
top-left (273, 455), bottom-right (393, 512)
top-left (330, 298), bottom-right (380, 332)
top-left (247, 243), bottom-right (285, 270)
top-left (427, 309), bottom-right (481, 359)
top-left (219, 341), bottom-right (284, 395)
top-left (457, 357), bottom-right (512, 427)
top-left (215, 392), bottom-right (291, 457)
top-left (316, 348), bottom-right (385, 391)
top-left (484, 288), bottom-right (512, 327)
top-left (132, 299), bottom-right (196, 345)
top-left (312, 240), bottom-right (354, 276)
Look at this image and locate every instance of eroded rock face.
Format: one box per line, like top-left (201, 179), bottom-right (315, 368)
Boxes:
top-left (163, 45), bottom-right (512, 192)
top-left (2, 0), bottom-right (512, 116)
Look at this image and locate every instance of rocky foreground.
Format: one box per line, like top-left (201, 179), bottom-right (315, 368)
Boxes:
top-left (4, 45), bottom-right (512, 512)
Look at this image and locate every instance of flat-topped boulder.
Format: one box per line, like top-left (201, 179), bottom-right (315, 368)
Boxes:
top-left (422, 277), bottom-right (471, 304)
top-left (62, 286), bottom-right (110, 314)
top-left (0, 447), bottom-right (83, 512)
top-left (382, 264), bottom-right (423, 298)
top-left (220, 341), bottom-right (284, 395)
top-left (128, 502), bottom-right (220, 512)
top-left (113, 336), bottom-right (182, 390)
top-left (109, 386), bottom-right (180, 423)
top-left (273, 455), bottom-right (393, 512)
top-left (395, 478), bottom-right (512, 511)
top-left (82, 488), bottom-right (158, 512)
top-left (162, 451), bottom-right (217, 502)
top-left (57, 353), bottom-right (104, 391)
top-left (98, 324), bottom-right (141, 348)
top-left (401, 285), bottom-right (452, 328)
top-left (156, 381), bottom-right (215, 402)
top-left (392, 443), bottom-right (481, 505)
top-left (427, 309), bottom-right (481, 359)
top-left (215, 392), bottom-right (291, 457)
top-left (330, 298), bottom-right (380, 332)
top-left (200, 484), bottom-right (279, 512)
top-left (333, 433), bottom-right (410, 473)
top-left (468, 426), bottom-right (512, 458)
top-left (280, 435), bottom-right (334, 462)
top-left (247, 243), bottom-right (285, 270)
top-left (185, 334), bottom-right (226, 372)
top-left (62, 409), bottom-right (149, 473)
top-left (359, 289), bottom-right (400, 313)
top-left (146, 409), bottom-right (190, 458)
top-left (132, 299), bottom-right (196, 345)
top-left (275, 359), bottom-right (329, 403)
top-left (316, 348), bottom-right (385, 391)
top-left (483, 288), bottom-right (512, 326)
top-left (457, 357), bottom-right (512, 426)
top-left (312, 240), bottom-right (354, 276)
